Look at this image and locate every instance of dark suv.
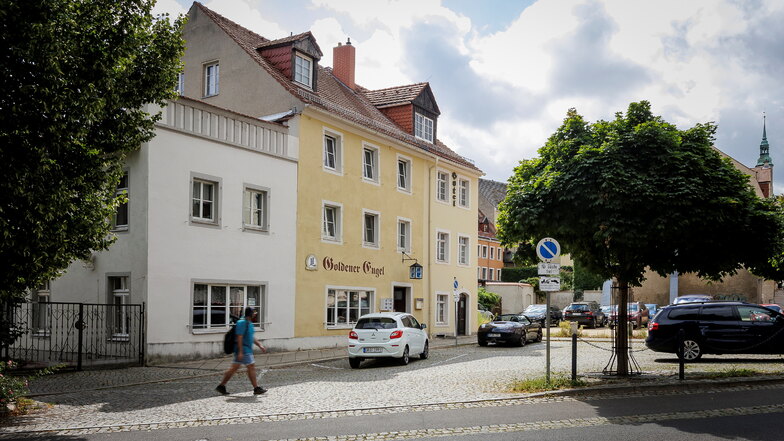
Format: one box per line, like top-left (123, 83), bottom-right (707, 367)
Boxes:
top-left (563, 301), bottom-right (605, 328)
top-left (645, 301), bottom-right (784, 361)
top-left (522, 304), bottom-right (562, 327)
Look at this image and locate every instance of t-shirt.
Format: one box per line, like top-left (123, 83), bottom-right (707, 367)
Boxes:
top-left (234, 318), bottom-right (254, 354)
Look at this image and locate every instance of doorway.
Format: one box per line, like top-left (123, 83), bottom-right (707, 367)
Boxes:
top-left (393, 286), bottom-right (409, 312)
top-left (457, 293), bottom-right (467, 335)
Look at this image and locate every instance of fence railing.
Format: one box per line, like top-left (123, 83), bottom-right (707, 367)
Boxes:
top-left (0, 301), bottom-right (145, 370)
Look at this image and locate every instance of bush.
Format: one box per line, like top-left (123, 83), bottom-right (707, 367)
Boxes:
top-left (0, 361), bottom-right (59, 416)
top-left (478, 287), bottom-right (500, 311)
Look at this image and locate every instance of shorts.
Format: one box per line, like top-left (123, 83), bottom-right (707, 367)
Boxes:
top-left (233, 351), bottom-right (255, 366)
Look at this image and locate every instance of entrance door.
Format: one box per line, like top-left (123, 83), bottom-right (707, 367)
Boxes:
top-left (457, 293), bottom-right (467, 335)
top-left (393, 287), bottom-right (408, 312)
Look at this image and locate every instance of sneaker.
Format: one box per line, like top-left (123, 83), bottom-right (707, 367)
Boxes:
top-left (253, 386), bottom-right (267, 395)
top-left (215, 384), bottom-right (228, 395)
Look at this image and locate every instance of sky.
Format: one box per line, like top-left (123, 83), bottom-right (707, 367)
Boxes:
top-left (154, 0), bottom-right (784, 192)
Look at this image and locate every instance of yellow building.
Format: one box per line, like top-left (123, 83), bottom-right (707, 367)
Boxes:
top-left (181, 3), bottom-right (482, 349)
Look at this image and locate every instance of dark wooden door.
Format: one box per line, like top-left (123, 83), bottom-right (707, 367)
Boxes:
top-left (457, 294), bottom-right (467, 335)
top-left (393, 287), bottom-right (407, 312)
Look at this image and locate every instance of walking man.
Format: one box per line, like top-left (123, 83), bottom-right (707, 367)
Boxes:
top-left (216, 307), bottom-right (268, 395)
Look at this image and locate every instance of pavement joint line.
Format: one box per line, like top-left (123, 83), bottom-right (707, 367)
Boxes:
top-left (9, 380), bottom-right (784, 436)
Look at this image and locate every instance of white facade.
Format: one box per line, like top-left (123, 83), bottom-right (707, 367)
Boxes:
top-left (48, 97), bottom-right (298, 362)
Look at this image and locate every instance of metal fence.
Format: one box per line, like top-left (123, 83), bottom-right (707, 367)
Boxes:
top-left (0, 301), bottom-right (145, 370)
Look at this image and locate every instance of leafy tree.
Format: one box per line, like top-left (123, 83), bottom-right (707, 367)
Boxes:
top-left (478, 287), bottom-right (500, 312)
top-left (0, 0), bottom-right (184, 299)
top-left (498, 101), bottom-right (784, 375)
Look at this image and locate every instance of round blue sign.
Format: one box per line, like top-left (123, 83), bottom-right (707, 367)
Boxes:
top-left (536, 238), bottom-right (561, 261)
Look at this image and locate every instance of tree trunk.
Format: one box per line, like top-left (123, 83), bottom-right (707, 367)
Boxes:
top-left (615, 280), bottom-right (629, 376)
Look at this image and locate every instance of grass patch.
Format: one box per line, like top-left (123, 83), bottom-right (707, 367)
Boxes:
top-left (509, 375), bottom-right (588, 393)
top-left (698, 368), bottom-right (761, 379)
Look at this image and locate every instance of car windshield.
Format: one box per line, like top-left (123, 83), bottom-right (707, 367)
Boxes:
top-left (355, 317), bottom-right (397, 329)
top-left (525, 305), bottom-right (546, 312)
top-left (566, 304), bottom-right (589, 311)
top-left (498, 314), bottom-right (525, 322)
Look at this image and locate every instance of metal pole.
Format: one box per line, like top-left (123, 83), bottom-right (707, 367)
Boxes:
top-left (571, 329), bottom-right (577, 382)
top-left (454, 296), bottom-right (458, 347)
top-left (545, 291), bottom-right (551, 384)
top-left (677, 329), bottom-right (685, 380)
top-left (77, 303), bottom-right (84, 371)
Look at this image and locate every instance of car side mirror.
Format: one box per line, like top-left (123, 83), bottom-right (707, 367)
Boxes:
top-left (420, 323), bottom-right (427, 329)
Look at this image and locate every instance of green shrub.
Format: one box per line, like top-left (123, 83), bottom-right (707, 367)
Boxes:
top-left (478, 287), bottom-right (500, 311)
top-left (0, 361), bottom-right (60, 416)
top-left (509, 374), bottom-right (588, 392)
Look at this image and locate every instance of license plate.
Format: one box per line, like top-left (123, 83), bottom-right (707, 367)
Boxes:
top-left (488, 333), bottom-right (501, 338)
top-left (363, 347), bottom-right (383, 353)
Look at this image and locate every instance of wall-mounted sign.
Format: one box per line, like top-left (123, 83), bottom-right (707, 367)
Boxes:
top-left (322, 256), bottom-right (385, 278)
top-left (409, 262), bottom-right (423, 279)
top-left (305, 254), bottom-right (318, 271)
top-left (381, 298), bottom-right (394, 311)
top-left (415, 298), bottom-right (424, 310)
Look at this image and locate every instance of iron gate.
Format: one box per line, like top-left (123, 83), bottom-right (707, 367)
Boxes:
top-left (0, 301), bottom-right (145, 370)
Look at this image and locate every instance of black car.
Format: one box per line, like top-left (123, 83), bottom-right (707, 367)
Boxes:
top-left (478, 314), bottom-right (542, 347)
top-left (646, 301), bottom-right (784, 361)
top-left (522, 304), bottom-right (562, 327)
top-left (563, 301), bottom-right (606, 328)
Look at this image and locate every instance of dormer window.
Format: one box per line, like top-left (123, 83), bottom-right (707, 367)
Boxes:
top-left (294, 53), bottom-right (312, 88)
top-left (415, 113), bottom-right (434, 143)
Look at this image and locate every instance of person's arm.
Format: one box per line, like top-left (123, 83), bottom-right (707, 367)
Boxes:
top-left (255, 338), bottom-right (267, 353)
top-left (236, 333), bottom-right (244, 357)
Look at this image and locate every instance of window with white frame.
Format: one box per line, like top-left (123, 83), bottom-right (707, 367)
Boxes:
top-left (362, 145), bottom-right (379, 183)
top-left (175, 72), bottom-right (184, 95)
top-left (481, 267), bottom-right (487, 280)
top-left (204, 62), bottom-right (219, 96)
top-left (489, 268), bottom-right (494, 281)
top-left (32, 281), bottom-right (50, 336)
top-left (489, 247), bottom-right (494, 260)
top-left (497, 268), bottom-right (502, 280)
top-left (477, 245), bottom-right (481, 257)
top-left (436, 294), bottom-right (448, 324)
top-left (482, 245), bottom-right (488, 258)
top-left (112, 172), bottom-right (129, 231)
top-left (192, 178), bottom-right (217, 223)
top-left (458, 178), bottom-right (469, 207)
top-left (192, 283), bottom-right (264, 331)
top-left (326, 289), bottom-right (373, 327)
top-left (109, 276), bottom-right (130, 340)
top-left (323, 132), bottom-right (342, 173)
top-left (322, 202), bottom-right (342, 242)
top-left (458, 236), bottom-right (469, 265)
top-left (243, 186), bottom-right (268, 230)
top-left (397, 219), bottom-right (411, 252)
top-left (397, 157), bottom-right (411, 192)
top-left (477, 267), bottom-right (481, 279)
top-left (436, 231), bottom-right (449, 263)
top-left (294, 53), bottom-right (312, 88)
top-left (363, 211), bottom-right (380, 248)
top-left (436, 171), bottom-right (448, 202)
top-left (414, 112), bottom-right (434, 142)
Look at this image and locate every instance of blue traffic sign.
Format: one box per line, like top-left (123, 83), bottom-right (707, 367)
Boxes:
top-left (536, 238), bottom-right (561, 261)
top-left (453, 278), bottom-right (459, 289)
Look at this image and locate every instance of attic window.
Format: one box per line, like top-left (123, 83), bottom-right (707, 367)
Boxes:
top-left (415, 113), bottom-right (433, 143)
top-left (294, 53), bottom-right (312, 88)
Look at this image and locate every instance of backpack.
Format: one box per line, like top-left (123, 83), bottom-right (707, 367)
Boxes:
top-left (223, 323), bottom-right (236, 354)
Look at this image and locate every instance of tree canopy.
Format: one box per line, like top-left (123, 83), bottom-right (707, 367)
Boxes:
top-left (497, 101), bottom-right (784, 374)
top-left (0, 0), bottom-right (185, 299)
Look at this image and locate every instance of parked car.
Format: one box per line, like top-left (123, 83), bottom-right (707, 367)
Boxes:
top-left (760, 304), bottom-right (782, 314)
top-left (646, 301), bottom-right (784, 361)
top-left (347, 312), bottom-right (428, 368)
top-left (672, 294), bottom-right (713, 304)
top-left (478, 314), bottom-right (542, 346)
top-left (563, 301), bottom-right (605, 328)
top-left (522, 304), bottom-right (562, 327)
top-left (608, 302), bottom-right (650, 329)
top-left (645, 304), bottom-right (659, 320)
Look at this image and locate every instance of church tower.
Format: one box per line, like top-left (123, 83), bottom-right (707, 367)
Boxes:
top-left (753, 114), bottom-right (773, 197)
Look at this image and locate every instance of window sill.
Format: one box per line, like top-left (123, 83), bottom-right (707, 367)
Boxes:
top-left (111, 226), bottom-right (129, 233)
top-left (362, 243), bottom-right (380, 250)
top-left (397, 187), bottom-right (412, 195)
top-left (190, 218), bottom-right (221, 228)
top-left (434, 260), bottom-right (450, 265)
top-left (242, 225), bottom-right (270, 234)
top-left (362, 177), bottom-right (381, 186)
top-left (322, 167), bottom-right (343, 177)
top-left (321, 237), bottom-right (343, 245)
top-left (203, 93), bottom-right (219, 98)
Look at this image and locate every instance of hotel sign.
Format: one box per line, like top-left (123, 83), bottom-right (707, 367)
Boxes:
top-left (322, 256), bottom-right (385, 278)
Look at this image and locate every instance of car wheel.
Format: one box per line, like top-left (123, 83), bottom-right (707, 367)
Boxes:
top-left (681, 338), bottom-right (703, 361)
top-left (349, 358), bottom-right (361, 369)
top-left (420, 341), bottom-right (429, 360)
top-left (517, 334), bottom-right (526, 347)
top-left (400, 346), bottom-right (410, 365)
top-left (478, 339), bottom-right (488, 347)
top-left (535, 330), bottom-right (543, 342)
top-left (591, 318), bottom-right (597, 329)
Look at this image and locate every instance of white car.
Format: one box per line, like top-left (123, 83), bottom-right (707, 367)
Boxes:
top-left (347, 312), bottom-right (429, 368)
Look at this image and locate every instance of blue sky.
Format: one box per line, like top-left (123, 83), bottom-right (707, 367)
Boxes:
top-left (155, 0), bottom-right (784, 193)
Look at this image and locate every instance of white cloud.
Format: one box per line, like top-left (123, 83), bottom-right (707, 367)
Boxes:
top-left (203, 0), bottom-right (288, 39)
top-left (151, 0), bottom-right (187, 17)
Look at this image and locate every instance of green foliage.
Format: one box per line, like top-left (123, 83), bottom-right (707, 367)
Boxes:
top-left (478, 287), bottom-right (500, 311)
top-left (508, 374), bottom-right (588, 392)
top-left (574, 259), bottom-right (605, 291)
top-left (0, 361), bottom-right (60, 414)
top-left (501, 266), bottom-right (539, 282)
top-left (0, 0), bottom-right (185, 299)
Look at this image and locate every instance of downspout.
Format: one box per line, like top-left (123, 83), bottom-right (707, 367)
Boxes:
top-left (428, 157), bottom-right (439, 338)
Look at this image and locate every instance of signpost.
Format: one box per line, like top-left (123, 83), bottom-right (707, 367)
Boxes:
top-left (537, 237), bottom-right (560, 384)
top-left (453, 278), bottom-right (459, 347)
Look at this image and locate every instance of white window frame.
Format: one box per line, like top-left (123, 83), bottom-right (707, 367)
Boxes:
top-left (322, 200), bottom-right (343, 243)
top-left (436, 293), bottom-right (449, 325)
top-left (32, 281), bottom-right (51, 337)
top-left (435, 229), bottom-right (450, 264)
top-left (482, 267), bottom-right (487, 280)
top-left (458, 177), bottom-right (470, 208)
top-left (397, 217), bottom-right (412, 253)
top-left (204, 62), bottom-right (219, 97)
top-left (112, 171), bottom-right (129, 232)
top-left (323, 128), bottom-right (343, 175)
top-left (242, 184), bottom-right (270, 232)
top-left (489, 268), bottom-right (494, 281)
top-left (458, 235), bottom-right (470, 266)
top-left (191, 281), bottom-right (266, 333)
top-left (396, 154), bottom-right (412, 194)
top-left (436, 170), bottom-right (449, 203)
top-left (414, 112), bottom-right (434, 143)
top-left (108, 275), bottom-right (130, 341)
top-left (489, 247), bottom-right (494, 260)
top-left (325, 287), bottom-right (375, 329)
top-left (362, 209), bottom-right (381, 249)
top-left (176, 72), bottom-right (184, 95)
top-left (294, 52), bottom-right (313, 88)
top-left (497, 268), bottom-right (502, 280)
top-left (482, 245), bottom-right (488, 258)
top-left (361, 142), bottom-right (380, 185)
top-left (190, 173), bottom-right (221, 227)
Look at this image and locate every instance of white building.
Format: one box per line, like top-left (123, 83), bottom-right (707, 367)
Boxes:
top-left (46, 97), bottom-right (298, 362)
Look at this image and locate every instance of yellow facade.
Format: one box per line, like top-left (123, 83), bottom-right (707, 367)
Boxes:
top-left (294, 109), bottom-right (480, 342)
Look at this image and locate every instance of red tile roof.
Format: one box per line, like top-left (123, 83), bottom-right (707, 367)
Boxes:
top-left (362, 83), bottom-right (429, 108)
top-left (194, 2), bottom-right (480, 172)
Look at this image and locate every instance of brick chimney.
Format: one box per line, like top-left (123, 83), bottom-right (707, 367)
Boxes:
top-left (333, 38), bottom-right (355, 90)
